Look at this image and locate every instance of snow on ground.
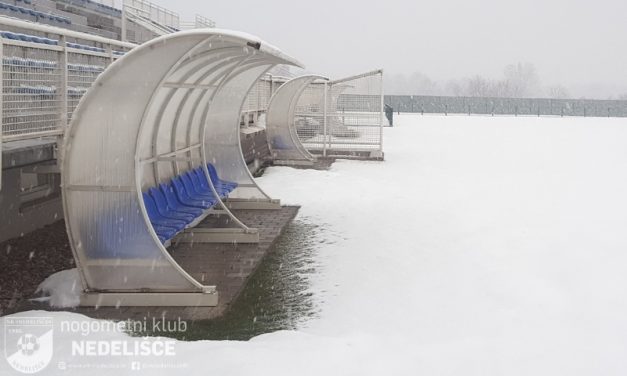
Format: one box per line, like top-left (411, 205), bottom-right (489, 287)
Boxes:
top-left (4, 114), bottom-right (627, 375)
top-left (32, 269), bottom-right (81, 308)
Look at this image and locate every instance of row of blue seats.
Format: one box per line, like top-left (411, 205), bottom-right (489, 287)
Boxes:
top-left (11, 84), bottom-right (88, 97)
top-left (67, 42), bottom-right (105, 53)
top-left (14, 85), bottom-right (56, 95)
top-left (68, 63), bottom-right (105, 73)
top-left (1, 31), bottom-right (58, 45)
top-left (0, 31), bottom-right (115, 55)
top-left (0, 2), bottom-right (72, 24)
top-left (4, 56), bottom-right (56, 69)
top-left (68, 87), bottom-right (87, 97)
top-left (143, 164), bottom-right (238, 244)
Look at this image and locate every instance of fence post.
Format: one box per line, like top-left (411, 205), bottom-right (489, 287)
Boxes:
top-left (379, 71), bottom-right (384, 153)
top-left (58, 35), bottom-right (69, 168)
top-left (322, 81), bottom-right (328, 157)
top-left (60, 35), bottom-right (68, 127)
top-left (0, 38), bottom-right (3, 190)
top-left (121, 2), bottom-right (127, 42)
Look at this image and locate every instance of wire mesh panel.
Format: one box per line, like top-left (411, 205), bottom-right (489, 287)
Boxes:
top-left (2, 44), bottom-right (63, 138)
top-left (241, 76), bottom-right (275, 126)
top-left (294, 81), bottom-right (326, 150)
top-left (0, 18), bottom-right (134, 141)
top-left (67, 52), bottom-right (107, 121)
top-left (298, 70), bottom-right (384, 158)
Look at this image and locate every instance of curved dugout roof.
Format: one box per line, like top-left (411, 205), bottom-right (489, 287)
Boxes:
top-left (62, 30), bottom-right (302, 301)
top-left (265, 75), bottom-right (328, 163)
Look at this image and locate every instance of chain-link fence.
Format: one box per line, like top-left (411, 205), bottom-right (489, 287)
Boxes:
top-left (386, 95), bottom-right (627, 118)
top-left (296, 70), bottom-right (384, 158)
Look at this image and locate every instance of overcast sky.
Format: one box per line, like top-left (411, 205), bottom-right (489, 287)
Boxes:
top-left (122, 0), bottom-right (627, 97)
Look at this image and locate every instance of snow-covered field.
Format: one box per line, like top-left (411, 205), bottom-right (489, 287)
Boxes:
top-left (4, 114), bottom-right (627, 375)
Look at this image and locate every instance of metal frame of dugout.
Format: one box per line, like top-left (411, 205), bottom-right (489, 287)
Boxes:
top-left (265, 75), bottom-right (329, 166)
top-left (62, 30), bottom-right (302, 307)
top-left (266, 70), bottom-right (385, 162)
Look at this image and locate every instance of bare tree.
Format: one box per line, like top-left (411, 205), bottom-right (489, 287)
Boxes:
top-left (465, 75), bottom-right (493, 97)
top-left (503, 62), bottom-right (541, 97)
top-left (547, 85), bottom-right (570, 99)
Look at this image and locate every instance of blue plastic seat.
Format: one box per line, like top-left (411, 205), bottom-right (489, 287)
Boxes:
top-left (158, 183), bottom-right (204, 216)
top-left (171, 177), bottom-right (215, 209)
top-left (152, 224), bottom-right (178, 243)
top-left (194, 168), bottom-right (233, 196)
top-left (142, 192), bottom-right (186, 231)
top-left (148, 187), bottom-right (196, 223)
top-left (186, 170), bottom-right (224, 198)
top-left (207, 163), bottom-right (238, 189)
top-left (191, 168), bottom-right (230, 197)
top-left (180, 173), bottom-right (217, 201)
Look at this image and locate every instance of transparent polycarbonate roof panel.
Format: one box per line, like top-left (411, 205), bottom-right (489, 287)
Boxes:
top-left (63, 30), bottom-right (302, 294)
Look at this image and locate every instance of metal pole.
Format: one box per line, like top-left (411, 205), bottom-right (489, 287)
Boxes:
top-left (379, 71), bottom-right (384, 152)
top-left (0, 38), bottom-right (3, 191)
top-left (57, 36), bottom-right (69, 169)
top-left (323, 82), bottom-right (328, 157)
top-left (121, 2), bottom-right (127, 42)
top-left (60, 36), bottom-right (68, 126)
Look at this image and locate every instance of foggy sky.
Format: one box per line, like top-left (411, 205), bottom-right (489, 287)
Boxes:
top-left (119, 0), bottom-right (627, 98)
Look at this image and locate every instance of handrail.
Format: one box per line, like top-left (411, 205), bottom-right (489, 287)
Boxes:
top-left (329, 69), bottom-right (383, 85)
top-left (0, 15), bottom-right (137, 49)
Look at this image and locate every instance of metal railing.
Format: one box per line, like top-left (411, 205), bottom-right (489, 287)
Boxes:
top-left (297, 69), bottom-right (385, 157)
top-left (123, 0), bottom-right (179, 29)
top-left (0, 16), bottom-right (135, 142)
top-left (241, 75), bottom-right (289, 127)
